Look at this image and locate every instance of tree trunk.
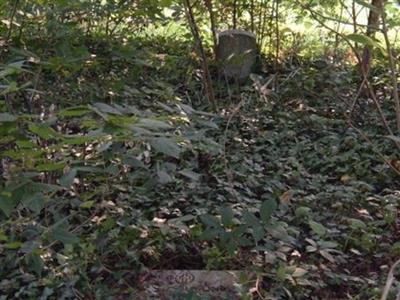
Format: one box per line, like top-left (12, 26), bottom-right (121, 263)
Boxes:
top-left (360, 0), bottom-right (385, 75)
top-left (183, 0), bottom-right (217, 111)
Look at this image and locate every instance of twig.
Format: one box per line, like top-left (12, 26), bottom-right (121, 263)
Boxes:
top-left (381, 12), bottom-right (400, 134)
top-left (349, 76), bottom-right (367, 115)
top-left (255, 276), bottom-right (267, 300)
top-left (381, 258), bottom-right (400, 300)
top-left (222, 97), bottom-right (245, 201)
top-left (301, 2), bottom-right (371, 29)
top-left (28, 66), bottom-right (42, 113)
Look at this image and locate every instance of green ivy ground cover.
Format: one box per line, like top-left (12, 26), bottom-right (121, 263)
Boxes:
top-left (1, 36), bottom-right (399, 299)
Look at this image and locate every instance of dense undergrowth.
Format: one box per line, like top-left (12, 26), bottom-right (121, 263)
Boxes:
top-left (1, 29), bottom-right (400, 300)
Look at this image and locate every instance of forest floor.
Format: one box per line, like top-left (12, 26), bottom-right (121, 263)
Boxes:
top-left (1, 37), bottom-right (400, 299)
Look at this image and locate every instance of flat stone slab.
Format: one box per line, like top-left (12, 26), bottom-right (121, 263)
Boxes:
top-left (138, 270), bottom-right (251, 299)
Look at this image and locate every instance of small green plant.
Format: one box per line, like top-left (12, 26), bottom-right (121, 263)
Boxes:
top-left (198, 199), bottom-right (278, 256)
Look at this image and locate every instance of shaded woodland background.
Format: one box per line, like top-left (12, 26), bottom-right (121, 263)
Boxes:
top-left (1, 0), bottom-right (400, 299)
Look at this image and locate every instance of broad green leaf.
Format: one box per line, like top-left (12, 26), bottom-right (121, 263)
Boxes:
top-left (252, 225), bottom-right (265, 242)
top-left (238, 236), bottom-right (253, 246)
top-left (129, 126), bottom-right (153, 136)
top-left (36, 162), bottom-right (65, 172)
top-left (179, 169), bottom-right (201, 181)
top-left (346, 34), bottom-right (382, 49)
top-left (0, 113), bottom-right (16, 122)
top-left (0, 229), bottom-right (8, 241)
top-left (306, 245), bottom-right (318, 252)
top-left (2, 148), bottom-right (44, 159)
top-left (179, 104), bottom-right (195, 115)
top-left (136, 118), bottom-right (172, 130)
top-left (150, 137), bottom-right (181, 158)
top-left (260, 199), bottom-right (277, 223)
top-left (0, 81), bottom-right (19, 95)
top-left (232, 225), bottom-right (248, 237)
top-left (157, 170), bottom-right (173, 184)
top-left (172, 214), bottom-right (195, 223)
top-left (133, 58), bottom-right (153, 67)
top-left (292, 267), bottom-right (308, 278)
top-left (199, 228), bottom-right (220, 240)
top-left (309, 220), bottom-right (327, 237)
top-left (349, 218), bottom-right (367, 230)
top-left (21, 241), bottom-right (41, 254)
top-left (21, 193), bottom-right (45, 214)
top-left (160, 0), bottom-right (174, 6)
top-left (28, 124), bottom-right (60, 139)
top-left (122, 156), bottom-right (147, 169)
top-left (25, 253), bottom-right (44, 277)
top-left (52, 229), bottom-right (78, 245)
top-left (0, 61), bottom-right (25, 78)
top-left (276, 265), bottom-right (287, 281)
top-left (74, 166), bottom-right (103, 173)
top-left (268, 224), bottom-right (290, 241)
top-left (80, 201), bottom-right (95, 209)
top-left (16, 140), bottom-right (36, 148)
top-left (50, 224), bottom-right (78, 245)
top-left (219, 206), bottom-right (233, 227)
top-left (58, 106), bottom-right (91, 117)
top-left (92, 102), bottom-right (122, 115)
top-left (4, 241), bottom-right (23, 249)
top-left (197, 120), bottom-right (219, 129)
top-left (295, 206), bottom-right (311, 218)
top-left (108, 115), bottom-right (138, 127)
top-left (243, 211), bottom-right (260, 227)
top-left (319, 241), bottom-right (338, 249)
top-left (60, 168), bottom-right (78, 188)
top-left (0, 194), bottom-right (16, 217)
top-left (0, 135), bottom-right (14, 145)
top-left (226, 239), bottom-right (236, 256)
top-left (200, 214), bottom-right (221, 228)
top-left (0, 122), bottom-right (17, 136)
top-left (220, 231), bottom-right (232, 243)
top-left (320, 250), bottom-right (335, 263)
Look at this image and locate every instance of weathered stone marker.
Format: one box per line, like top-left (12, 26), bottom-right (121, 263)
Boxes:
top-left (216, 29), bottom-right (258, 80)
top-left (138, 270), bottom-right (251, 299)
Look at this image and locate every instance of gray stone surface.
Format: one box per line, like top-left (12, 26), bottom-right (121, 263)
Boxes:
top-left (216, 29), bottom-right (258, 80)
top-left (138, 270), bottom-right (252, 299)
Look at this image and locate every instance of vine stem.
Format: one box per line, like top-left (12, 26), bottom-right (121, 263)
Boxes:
top-left (5, 0), bottom-right (19, 44)
top-left (381, 258), bottom-right (400, 300)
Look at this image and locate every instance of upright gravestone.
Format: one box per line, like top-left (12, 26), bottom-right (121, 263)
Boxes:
top-left (216, 29), bottom-right (258, 81)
